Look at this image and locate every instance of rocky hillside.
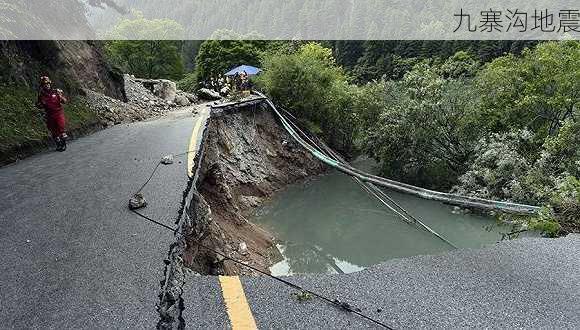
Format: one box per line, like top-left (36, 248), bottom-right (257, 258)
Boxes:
top-left (0, 40), bottom-right (198, 165)
top-left (0, 41), bottom-right (124, 99)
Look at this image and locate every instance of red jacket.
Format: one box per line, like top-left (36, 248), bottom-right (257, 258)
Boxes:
top-left (37, 88), bottom-right (68, 138)
top-left (37, 89), bottom-right (66, 113)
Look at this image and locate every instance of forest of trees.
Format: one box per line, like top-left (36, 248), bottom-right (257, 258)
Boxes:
top-left (5, 1), bottom-right (576, 237)
top-left (87, 0), bottom-right (455, 39)
top-left (327, 40), bottom-right (539, 82)
top-left (97, 10), bottom-right (538, 87)
top-left (99, 35), bottom-right (579, 237)
top-left (95, 9), bottom-right (538, 84)
top-left (170, 39), bottom-right (578, 237)
top-left (86, 0), bottom-right (569, 40)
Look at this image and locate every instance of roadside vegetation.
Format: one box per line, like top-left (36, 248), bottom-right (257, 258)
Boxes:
top-left (103, 11), bottom-right (186, 80)
top-left (0, 86), bottom-right (96, 156)
top-left (2, 32), bottom-right (576, 236)
top-left (258, 43), bottom-right (359, 154)
top-left (176, 39), bottom-right (579, 237)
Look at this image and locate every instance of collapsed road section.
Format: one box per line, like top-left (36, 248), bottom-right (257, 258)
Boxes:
top-left (157, 94), bottom-right (543, 329)
top-left (157, 99), bottom-right (326, 328)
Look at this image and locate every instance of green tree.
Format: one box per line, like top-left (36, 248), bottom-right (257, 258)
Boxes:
top-left (104, 11), bottom-right (185, 80)
top-left (258, 43), bottom-right (357, 153)
top-left (362, 58), bottom-right (480, 189)
top-left (453, 42), bottom-right (580, 234)
top-left (439, 51), bottom-right (480, 79)
top-left (193, 36), bottom-right (269, 87)
top-left (476, 40), bottom-right (580, 136)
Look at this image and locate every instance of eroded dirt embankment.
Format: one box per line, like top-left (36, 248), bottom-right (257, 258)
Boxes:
top-left (184, 104), bottom-right (326, 275)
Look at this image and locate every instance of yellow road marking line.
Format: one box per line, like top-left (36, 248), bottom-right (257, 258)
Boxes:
top-left (187, 108), bottom-right (209, 178)
top-left (219, 276), bottom-right (258, 330)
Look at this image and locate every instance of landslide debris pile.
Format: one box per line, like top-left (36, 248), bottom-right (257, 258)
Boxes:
top-left (85, 75), bottom-right (198, 126)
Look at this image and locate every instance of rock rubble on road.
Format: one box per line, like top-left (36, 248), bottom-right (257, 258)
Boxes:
top-left (85, 74), bottom-right (199, 127)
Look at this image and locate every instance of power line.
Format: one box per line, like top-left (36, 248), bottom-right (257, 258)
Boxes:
top-left (130, 209), bottom-right (394, 329)
top-left (131, 150), bottom-right (394, 329)
top-left (276, 107), bottom-right (457, 249)
top-left (134, 151), bottom-right (194, 195)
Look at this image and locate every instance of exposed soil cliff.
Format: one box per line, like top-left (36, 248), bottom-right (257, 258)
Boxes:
top-left (0, 39), bottom-right (199, 166)
top-left (158, 103), bottom-right (326, 327)
top-left (0, 41), bottom-right (124, 99)
top-left (184, 104), bottom-right (327, 275)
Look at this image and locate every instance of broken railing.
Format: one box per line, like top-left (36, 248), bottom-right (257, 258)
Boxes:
top-left (234, 92), bottom-right (540, 216)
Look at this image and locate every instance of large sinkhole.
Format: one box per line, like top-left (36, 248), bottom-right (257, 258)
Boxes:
top-left (250, 157), bottom-right (516, 276)
top-left (183, 104), bottom-right (527, 277)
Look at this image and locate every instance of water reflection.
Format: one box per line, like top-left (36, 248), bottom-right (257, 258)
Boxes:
top-left (253, 158), bottom-right (509, 275)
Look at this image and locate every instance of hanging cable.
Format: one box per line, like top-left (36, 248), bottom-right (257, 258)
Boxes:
top-left (133, 150), bottom-right (195, 195)
top-left (129, 143), bottom-right (394, 329)
top-left (276, 106), bottom-right (457, 249)
top-left (130, 209), bottom-right (394, 329)
top-left (254, 92), bottom-right (539, 216)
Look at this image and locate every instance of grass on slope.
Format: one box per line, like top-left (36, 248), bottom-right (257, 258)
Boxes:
top-left (0, 86), bottom-right (97, 150)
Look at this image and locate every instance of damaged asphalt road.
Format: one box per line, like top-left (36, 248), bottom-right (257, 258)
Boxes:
top-left (182, 235), bottom-right (580, 329)
top-left (1, 101), bottom-right (579, 329)
top-left (0, 108), bottom-right (197, 328)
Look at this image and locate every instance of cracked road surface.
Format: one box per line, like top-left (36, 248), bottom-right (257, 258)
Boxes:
top-left (181, 235), bottom-right (580, 329)
top-left (1, 104), bottom-right (579, 329)
top-left (0, 108), bottom-right (197, 328)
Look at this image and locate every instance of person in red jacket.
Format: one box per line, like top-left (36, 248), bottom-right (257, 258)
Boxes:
top-left (36, 76), bottom-right (68, 151)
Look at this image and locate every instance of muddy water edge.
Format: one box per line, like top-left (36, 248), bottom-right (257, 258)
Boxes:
top-left (180, 104), bottom-right (517, 278)
top-left (181, 105), bottom-right (326, 276)
top-left (252, 157), bottom-right (520, 276)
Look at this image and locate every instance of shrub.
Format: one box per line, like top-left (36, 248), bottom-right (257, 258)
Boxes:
top-left (362, 59), bottom-right (480, 189)
top-left (258, 43), bottom-right (358, 154)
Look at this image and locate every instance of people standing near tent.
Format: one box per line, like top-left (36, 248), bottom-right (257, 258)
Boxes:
top-left (225, 65), bottom-right (261, 95)
top-left (36, 76), bottom-right (68, 152)
top-left (240, 71), bottom-right (251, 93)
top-left (233, 72), bottom-right (242, 91)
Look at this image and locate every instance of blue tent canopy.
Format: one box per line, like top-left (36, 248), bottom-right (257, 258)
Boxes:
top-left (225, 65), bottom-right (262, 76)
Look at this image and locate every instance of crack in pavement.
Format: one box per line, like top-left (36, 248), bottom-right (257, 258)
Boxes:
top-left (157, 106), bottom-right (211, 329)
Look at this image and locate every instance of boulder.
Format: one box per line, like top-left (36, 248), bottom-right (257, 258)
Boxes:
top-left (238, 242), bottom-right (248, 255)
top-left (129, 193), bottom-right (147, 210)
top-left (197, 88), bottom-right (221, 100)
top-left (153, 80), bottom-right (177, 102)
top-left (161, 154), bottom-right (174, 165)
top-left (175, 94), bottom-right (190, 106)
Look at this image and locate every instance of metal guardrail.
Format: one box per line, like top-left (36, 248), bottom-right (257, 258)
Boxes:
top-left (251, 92), bottom-right (540, 215)
top-left (203, 93), bottom-right (540, 215)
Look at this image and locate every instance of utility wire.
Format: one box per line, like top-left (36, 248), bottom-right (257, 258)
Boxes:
top-left (277, 108), bottom-right (457, 249)
top-left (280, 112), bottom-right (416, 225)
top-left (136, 162), bottom-right (162, 194)
top-left (134, 151), bottom-right (194, 194)
top-left (130, 209), bottom-right (394, 329)
top-left (128, 103), bottom-right (394, 328)
top-left (130, 148), bottom-right (395, 329)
